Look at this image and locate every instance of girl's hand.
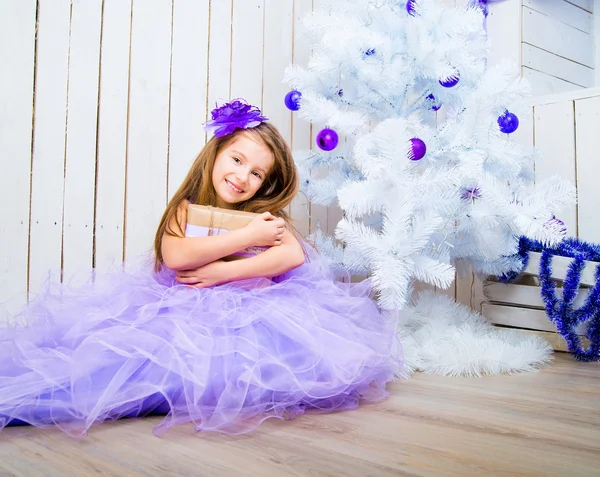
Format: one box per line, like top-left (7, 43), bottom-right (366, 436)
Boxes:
top-left (244, 212), bottom-right (286, 247)
top-left (175, 260), bottom-right (232, 288)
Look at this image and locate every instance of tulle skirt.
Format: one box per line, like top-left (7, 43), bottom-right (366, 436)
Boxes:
top-left (0, 249), bottom-right (401, 437)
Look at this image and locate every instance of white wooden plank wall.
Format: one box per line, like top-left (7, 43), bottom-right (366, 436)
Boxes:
top-left (522, 0), bottom-right (596, 95)
top-left (95, 0), bottom-right (132, 273)
top-left (290, 0), bottom-right (312, 237)
top-left (168, 0), bottom-right (210, 203)
top-left (533, 101), bottom-right (578, 235)
top-left (0, 0), bottom-right (37, 315)
top-left (528, 90), bottom-right (600, 245)
top-left (0, 0), bottom-right (334, 313)
top-left (596, 0), bottom-right (600, 84)
top-left (0, 0), bottom-right (517, 312)
top-left (124, 1), bottom-right (172, 265)
top-left (574, 94), bottom-right (600, 243)
top-left (62, 0), bottom-right (103, 283)
top-left (28, 0), bottom-right (72, 298)
top-left (306, 0), bottom-right (330, 238)
top-left (1, 0), bottom-right (597, 317)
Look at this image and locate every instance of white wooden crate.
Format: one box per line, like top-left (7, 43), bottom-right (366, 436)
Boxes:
top-left (481, 252), bottom-right (597, 352)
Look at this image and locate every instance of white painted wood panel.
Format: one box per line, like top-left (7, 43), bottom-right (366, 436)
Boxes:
top-left (3, 0), bottom-right (597, 315)
top-left (95, 0), bottom-right (132, 272)
top-left (28, 0), bottom-right (71, 294)
top-left (523, 6), bottom-right (594, 68)
top-left (522, 44), bottom-right (594, 88)
top-left (62, 0), bottom-right (103, 281)
top-left (327, 199), bottom-right (344, 237)
top-left (262, 0), bottom-right (293, 144)
top-left (124, 0), bottom-right (172, 262)
top-left (168, 0), bottom-right (210, 201)
top-left (509, 327), bottom-right (588, 352)
top-left (206, 0), bottom-right (233, 115)
top-left (308, 0), bottom-right (330, 238)
top-left (528, 86), bottom-right (600, 105)
top-left (482, 303), bottom-right (588, 333)
top-left (0, 0), bottom-right (36, 312)
top-left (596, 0), bottom-right (600, 85)
top-left (509, 104), bottom-right (535, 150)
top-left (289, 0), bottom-right (312, 238)
top-left (485, 282), bottom-right (544, 308)
top-left (524, 0), bottom-right (593, 33)
top-left (574, 96), bottom-right (600, 243)
top-left (484, 282), bottom-right (590, 309)
top-left (566, 0), bottom-right (594, 12)
top-left (523, 67), bottom-right (584, 96)
top-left (533, 102), bottom-right (578, 236)
top-left (524, 252), bottom-right (598, 287)
top-left (230, 0), bottom-right (264, 109)
top-left (261, 0), bottom-right (296, 221)
top-left (487, 0), bottom-right (523, 67)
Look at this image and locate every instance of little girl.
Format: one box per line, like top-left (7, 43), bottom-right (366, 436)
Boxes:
top-left (0, 99), bottom-right (401, 438)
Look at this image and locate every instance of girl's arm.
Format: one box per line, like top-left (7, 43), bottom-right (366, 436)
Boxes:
top-left (161, 201), bottom-right (289, 271)
top-left (174, 221), bottom-right (306, 286)
top-left (225, 227), bottom-right (306, 280)
top-left (161, 201), bottom-right (250, 271)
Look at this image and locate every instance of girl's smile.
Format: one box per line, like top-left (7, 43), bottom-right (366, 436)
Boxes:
top-left (211, 132), bottom-right (274, 208)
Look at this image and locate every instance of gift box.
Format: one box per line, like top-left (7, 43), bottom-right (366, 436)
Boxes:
top-left (186, 204), bottom-right (269, 260)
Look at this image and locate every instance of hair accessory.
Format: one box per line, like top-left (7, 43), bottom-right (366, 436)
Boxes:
top-left (204, 98), bottom-right (268, 138)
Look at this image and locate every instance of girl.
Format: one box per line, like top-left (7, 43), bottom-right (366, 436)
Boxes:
top-left (0, 99), bottom-right (401, 438)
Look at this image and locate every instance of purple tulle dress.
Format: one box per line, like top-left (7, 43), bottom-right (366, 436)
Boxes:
top-left (0, 246), bottom-right (401, 438)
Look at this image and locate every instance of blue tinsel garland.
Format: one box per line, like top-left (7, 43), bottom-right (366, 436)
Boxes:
top-left (501, 237), bottom-right (600, 362)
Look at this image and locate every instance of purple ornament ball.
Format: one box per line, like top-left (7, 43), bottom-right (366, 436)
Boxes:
top-left (284, 90), bottom-right (302, 111)
top-left (461, 187), bottom-right (482, 201)
top-left (409, 138), bottom-right (426, 160)
top-left (498, 110), bottom-right (519, 134)
top-left (439, 72), bottom-right (460, 88)
top-left (316, 128), bottom-right (339, 151)
top-left (475, 0), bottom-right (489, 17)
top-left (426, 93), bottom-right (442, 111)
top-left (544, 216), bottom-right (567, 237)
top-left (406, 0), bottom-right (416, 15)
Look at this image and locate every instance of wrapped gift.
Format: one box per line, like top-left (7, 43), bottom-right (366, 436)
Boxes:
top-left (186, 204), bottom-right (269, 260)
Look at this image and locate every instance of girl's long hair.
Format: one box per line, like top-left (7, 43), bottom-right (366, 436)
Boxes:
top-left (153, 122), bottom-right (299, 271)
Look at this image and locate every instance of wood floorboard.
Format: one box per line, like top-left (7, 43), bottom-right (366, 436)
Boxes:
top-left (1, 353), bottom-right (599, 476)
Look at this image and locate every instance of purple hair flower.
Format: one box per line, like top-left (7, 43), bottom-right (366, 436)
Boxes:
top-left (204, 98), bottom-right (268, 138)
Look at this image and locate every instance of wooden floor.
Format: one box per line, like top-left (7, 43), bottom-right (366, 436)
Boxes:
top-left (1, 353), bottom-right (599, 477)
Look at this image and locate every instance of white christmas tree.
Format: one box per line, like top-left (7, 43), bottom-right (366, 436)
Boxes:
top-left (284, 0), bottom-right (576, 310)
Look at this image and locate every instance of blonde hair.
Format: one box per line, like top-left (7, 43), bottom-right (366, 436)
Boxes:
top-left (153, 122), bottom-right (299, 271)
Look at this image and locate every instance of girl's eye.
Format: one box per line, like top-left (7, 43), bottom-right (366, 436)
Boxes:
top-left (232, 157), bottom-right (241, 164)
top-left (252, 171), bottom-right (262, 179)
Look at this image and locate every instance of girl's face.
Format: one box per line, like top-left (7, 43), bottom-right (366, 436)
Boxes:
top-left (211, 132), bottom-right (274, 209)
